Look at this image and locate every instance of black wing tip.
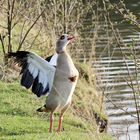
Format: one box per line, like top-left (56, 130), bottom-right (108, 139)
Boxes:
top-left (8, 51), bottom-right (30, 67)
top-left (21, 69), bottom-right (34, 89)
top-left (8, 52), bottom-right (19, 59)
top-left (31, 76), bottom-right (49, 97)
top-left (9, 51), bottom-right (50, 98)
top-left (8, 51), bottom-right (30, 59)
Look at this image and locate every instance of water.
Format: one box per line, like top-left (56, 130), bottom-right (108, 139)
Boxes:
top-left (93, 1), bottom-right (140, 140)
top-left (95, 57), bottom-right (140, 139)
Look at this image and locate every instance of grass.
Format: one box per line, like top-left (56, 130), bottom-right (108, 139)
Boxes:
top-left (0, 34), bottom-right (112, 139)
top-left (0, 72), bottom-right (112, 140)
top-left (0, 2), bottom-right (113, 138)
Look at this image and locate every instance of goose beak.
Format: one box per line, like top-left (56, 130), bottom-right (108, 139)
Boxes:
top-left (68, 36), bottom-right (75, 41)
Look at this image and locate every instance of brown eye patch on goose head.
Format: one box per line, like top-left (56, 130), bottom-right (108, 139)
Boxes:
top-left (60, 35), bottom-right (65, 40)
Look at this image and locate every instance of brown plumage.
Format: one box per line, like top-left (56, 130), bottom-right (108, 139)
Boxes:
top-left (68, 76), bottom-right (77, 82)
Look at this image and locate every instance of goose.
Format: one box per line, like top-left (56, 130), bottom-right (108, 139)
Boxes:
top-left (8, 34), bottom-right (79, 132)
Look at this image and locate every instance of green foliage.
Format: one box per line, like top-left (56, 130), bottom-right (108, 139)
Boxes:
top-left (0, 76), bottom-right (112, 140)
top-left (0, 1), bottom-right (115, 139)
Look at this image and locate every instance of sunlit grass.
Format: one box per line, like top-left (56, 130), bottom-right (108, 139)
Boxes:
top-left (0, 80), bottom-right (112, 140)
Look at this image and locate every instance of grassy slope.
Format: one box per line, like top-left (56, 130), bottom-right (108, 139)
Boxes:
top-left (0, 78), bottom-right (112, 140)
top-left (0, 16), bottom-right (112, 138)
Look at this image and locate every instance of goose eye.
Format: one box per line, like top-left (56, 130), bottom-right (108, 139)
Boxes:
top-left (60, 35), bottom-right (65, 40)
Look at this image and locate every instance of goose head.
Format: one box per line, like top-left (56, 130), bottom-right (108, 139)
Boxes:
top-left (56, 34), bottom-right (74, 53)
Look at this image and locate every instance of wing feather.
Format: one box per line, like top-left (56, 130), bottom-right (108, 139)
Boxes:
top-left (8, 51), bottom-right (55, 97)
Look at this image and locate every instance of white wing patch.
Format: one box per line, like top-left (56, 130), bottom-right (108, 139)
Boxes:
top-left (21, 52), bottom-right (56, 97)
top-left (9, 51), bottom-right (57, 97)
top-left (49, 53), bottom-right (58, 66)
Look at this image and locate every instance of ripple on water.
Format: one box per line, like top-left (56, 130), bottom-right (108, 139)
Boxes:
top-left (95, 57), bottom-right (140, 139)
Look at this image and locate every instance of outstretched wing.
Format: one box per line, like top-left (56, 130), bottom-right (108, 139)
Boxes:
top-left (9, 51), bottom-right (56, 97)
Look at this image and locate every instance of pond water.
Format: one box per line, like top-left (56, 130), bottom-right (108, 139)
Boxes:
top-left (93, 1), bottom-right (140, 140)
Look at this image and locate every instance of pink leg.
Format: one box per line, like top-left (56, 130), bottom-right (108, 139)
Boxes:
top-left (49, 112), bottom-right (54, 133)
top-left (56, 112), bottom-right (63, 132)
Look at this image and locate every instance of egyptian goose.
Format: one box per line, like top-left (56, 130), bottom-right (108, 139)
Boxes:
top-left (8, 34), bottom-right (79, 132)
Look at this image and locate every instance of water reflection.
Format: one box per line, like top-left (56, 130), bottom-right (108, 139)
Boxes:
top-left (94, 1), bottom-right (140, 139)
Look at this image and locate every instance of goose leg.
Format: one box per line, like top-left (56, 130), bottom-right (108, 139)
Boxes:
top-left (56, 112), bottom-right (63, 132)
top-left (49, 112), bottom-right (54, 132)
